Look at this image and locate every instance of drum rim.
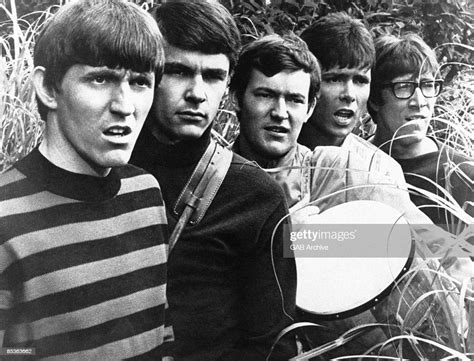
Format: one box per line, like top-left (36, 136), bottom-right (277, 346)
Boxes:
top-left (297, 238), bottom-right (416, 321)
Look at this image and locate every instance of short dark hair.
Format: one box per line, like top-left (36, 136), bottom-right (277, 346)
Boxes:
top-left (34, 0), bottom-right (164, 120)
top-left (368, 33), bottom-right (440, 116)
top-left (301, 12), bottom-right (375, 71)
top-left (230, 33), bottom-right (320, 108)
top-left (150, 1), bottom-right (241, 72)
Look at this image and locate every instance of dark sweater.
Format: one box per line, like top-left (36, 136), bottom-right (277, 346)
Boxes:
top-left (396, 140), bottom-right (473, 229)
top-left (131, 127), bottom-right (297, 360)
top-left (0, 148), bottom-right (171, 360)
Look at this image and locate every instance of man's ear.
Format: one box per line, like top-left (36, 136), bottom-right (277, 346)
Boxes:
top-left (368, 99), bottom-right (380, 112)
top-left (367, 99), bottom-right (380, 124)
top-left (32, 66), bottom-right (58, 111)
top-left (304, 98), bottom-right (317, 123)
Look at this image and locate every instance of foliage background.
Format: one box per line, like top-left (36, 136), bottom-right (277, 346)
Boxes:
top-left (1, 0), bottom-right (472, 171)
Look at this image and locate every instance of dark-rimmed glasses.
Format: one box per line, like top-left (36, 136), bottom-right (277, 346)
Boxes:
top-left (382, 80), bottom-right (443, 99)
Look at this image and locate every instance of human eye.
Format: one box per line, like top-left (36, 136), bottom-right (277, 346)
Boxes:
top-left (203, 69), bottom-right (227, 83)
top-left (326, 76), bottom-right (341, 83)
top-left (130, 74), bottom-right (153, 88)
top-left (254, 90), bottom-right (272, 99)
top-left (93, 75), bottom-right (106, 84)
top-left (421, 80), bottom-right (435, 89)
top-left (394, 82), bottom-right (412, 90)
top-left (164, 64), bottom-right (189, 77)
top-left (354, 76), bottom-right (370, 85)
top-left (288, 95), bottom-right (305, 104)
top-left (88, 74), bottom-right (110, 85)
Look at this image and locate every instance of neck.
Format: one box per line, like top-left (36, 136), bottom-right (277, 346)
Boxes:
top-left (39, 136), bottom-right (110, 177)
top-left (147, 124), bottom-right (212, 167)
top-left (298, 122), bottom-right (345, 149)
top-left (236, 136), bottom-right (292, 168)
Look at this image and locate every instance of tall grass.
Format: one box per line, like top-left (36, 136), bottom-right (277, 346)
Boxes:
top-left (0, 2), bottom-right (54, 173)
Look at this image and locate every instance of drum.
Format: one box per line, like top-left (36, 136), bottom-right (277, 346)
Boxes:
top-left (292, 200), bottom-right (462, 359)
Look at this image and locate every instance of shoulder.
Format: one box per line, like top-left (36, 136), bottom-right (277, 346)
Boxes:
top-left (116, 164), bottom-right (161, 189)
top-left (226, 152), bottom-right (287, 203)
top-left (344, 133), bottom-right (387, 156)
top-left (345, 134), bottom-right (403, 171)
top-left (0, 165), bottom-right (26, 189)
top-left (438, 142), bottom-right (474, 179)
top-left (0, 154), bottom-right (37, 205)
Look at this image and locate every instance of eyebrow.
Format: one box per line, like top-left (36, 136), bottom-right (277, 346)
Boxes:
top-left (84, 68), bottom-right (123, 77)
top-left (164, 62), bottom-right (228, 77)
top-left (253, 86), bottom-right (306, 99)
top-left (164, 62), bottom-right (189, 70)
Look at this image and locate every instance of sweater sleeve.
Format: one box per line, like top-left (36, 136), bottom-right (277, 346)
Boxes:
top-left (0, 271), bottom-right (11, 349)
top-left (234, 197), bottom-right (297, 360)
top-left (0, 229), bottom-right (13, 349)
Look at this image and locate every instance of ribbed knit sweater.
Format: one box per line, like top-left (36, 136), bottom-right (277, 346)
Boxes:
top-left (0, 148), bottom-right (172, 360)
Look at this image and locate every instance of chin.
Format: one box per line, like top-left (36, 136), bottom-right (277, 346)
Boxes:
top-left (178, 127), bottom-right (208, 141)
top-left (328, 127), bottom-right (352, 139)
top-left (264, 145), bottom-right (291, 159)
top-left (397, 134), bottom-right (424, 147)
top-left (101, 151), bottom-right (133, 167)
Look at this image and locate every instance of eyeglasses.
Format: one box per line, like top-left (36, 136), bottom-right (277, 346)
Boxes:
top-left (382, 80), bottom-right (443, 99)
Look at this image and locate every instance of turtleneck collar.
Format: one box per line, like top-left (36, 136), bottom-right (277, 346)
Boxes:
top-left (134, 124), bottom-right (212, 168)
top-left (15, 147), bottom-right (121, 202)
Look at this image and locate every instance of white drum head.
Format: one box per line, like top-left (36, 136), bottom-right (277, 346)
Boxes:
top-left (295, 200), bottom-right (412, 318)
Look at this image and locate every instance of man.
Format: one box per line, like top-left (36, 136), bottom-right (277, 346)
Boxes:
top-left (230, 33), bottom-right (319, 208)
top-left (298, 12), bottom-right (373, 149)
top-left (0, 0), bottom-right (172, 360)
top-left (130, 3), bottom-right (296, 360)
top-left (369, 33), bottom-right (473, 229)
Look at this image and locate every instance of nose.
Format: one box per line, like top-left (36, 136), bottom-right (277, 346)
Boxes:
top-left (339, 81), bottom-right (356, 103)
top-left (409, 87), bottom-right (428, 109)
top-left (271, 97), bottom-right (288, 120)
top-left (110, 82), bottom-right (135, 116)
top-left (185, 75), bottom-right (206, 104)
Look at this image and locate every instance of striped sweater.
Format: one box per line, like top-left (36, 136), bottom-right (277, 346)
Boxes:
top-left (0, 148), bottom-right (172, 360)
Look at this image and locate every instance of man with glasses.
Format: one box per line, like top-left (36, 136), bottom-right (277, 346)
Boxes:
top-left (369, 33), bottom-right (473, 227)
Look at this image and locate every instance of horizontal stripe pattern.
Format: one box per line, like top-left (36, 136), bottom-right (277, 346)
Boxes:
top-left (15, 265), bottom-right (167, 323)
top-left (0, 167), bottom-right (26, 188)
top-left (1, 156), bottom-right (170, 359)
top-left (1, 188), bottom-right (165, 244)
top-left (20, 244), bottom-right (167, 303)
top-left (15, 306), bottom-right (165, 358)
top-left (1, 206), bottom-right (166, 272)
top-left (0, 191), bottom-right (80, 218)
top-left (43, 327), bottom-right (165, 361)
top-left (118, 173), bottom-right (161, 195)
top-left (10, 285), bottom-right (166, 343)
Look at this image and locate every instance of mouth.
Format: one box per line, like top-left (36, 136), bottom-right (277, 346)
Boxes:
top-left (405, 115), bottom-right (427, 122)
top-left (178, 110), bottom-right (207, 121)
top-left (264, 125), bottom-right (289, 134)
top-left (103, 126), bottom-right (132, 137)
top-left (333, 109), bottom-right (355, 125)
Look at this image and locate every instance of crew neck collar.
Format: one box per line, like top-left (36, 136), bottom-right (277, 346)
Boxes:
top-left (15, 147), bottom-right (121, 202)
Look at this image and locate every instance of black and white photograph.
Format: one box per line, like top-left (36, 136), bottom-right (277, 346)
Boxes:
top-left (1, 0), bottom-right (472, 360)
